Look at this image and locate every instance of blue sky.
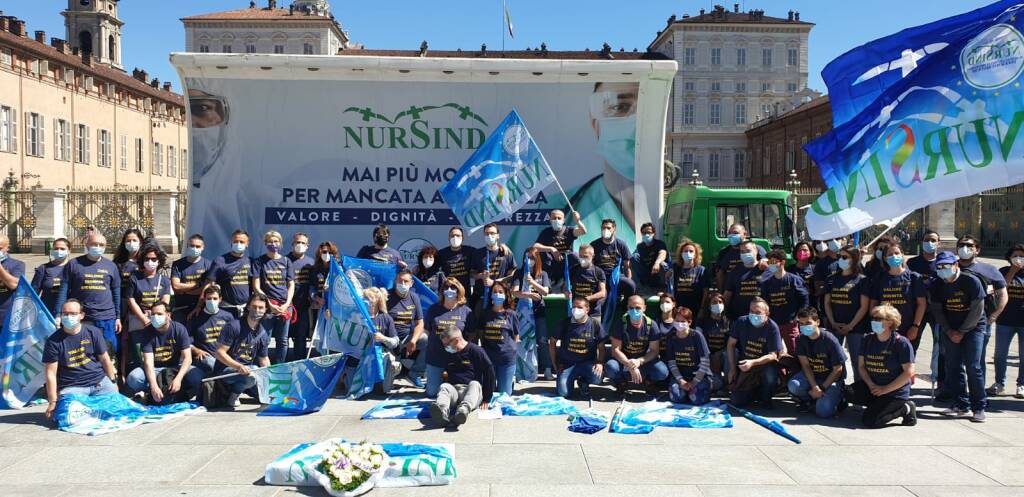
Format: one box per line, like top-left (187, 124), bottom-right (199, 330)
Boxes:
top-left (10, 0), bottom-right (994, 93)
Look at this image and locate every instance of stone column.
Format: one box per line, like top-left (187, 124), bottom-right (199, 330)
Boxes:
top-left (30, 189), bottom-right (66, 253)
top-left (150, 190), bottom-right (179, 253)
top-left (926, 199), bottom-right (957, 243)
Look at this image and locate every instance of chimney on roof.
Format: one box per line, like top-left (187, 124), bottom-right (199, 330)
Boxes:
top-left (734, 3), bottom-right (740, 13)
top-left (419, 40), bottom-right (428, 57)
top-left (788, 10), bottom-right (794, 21)
top-left (268, 0), bottom-right (277, 9)
top-left (668, 14), bottom-right (676, 24)
top-left (249, 0), bottom-right (256, 7)
top-left (138, 69), bottom-right (148, 82)
top-left (51, 38), bottom-right (67, 53)
top-left (163, 82), bottom-right (172, 92)
top-left (72, 47), bottom-right (79, 56)
top-left (795, 12), bottom-right (801, 21)
top-left (12, 19), bottom-right (26, 37)
top-left (540, 42), bottom-right (548, 56)
top-left (600, 43), bottom-right (613, 59)
top-left (82, 53), bottom-right (92, 66)
top-left (699, 8), bottom-right (705, 16)
top-left (151, 78), bottom-right (160, 88)
top-left (0, 17), bottom-right (10, 32)
top-left (34, 30), bottom-right (45, 43)
top-left (480, 43), bottom-right (487, 55)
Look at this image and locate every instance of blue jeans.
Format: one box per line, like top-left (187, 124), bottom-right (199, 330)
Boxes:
top-left (289, 304), bottom-right (312, 361)
top-left (195, 354), bottom-right (218, 374)
top-left (59, 376), bottom-right (117, 397)
top-left (125, 366), bottom-right (204, 400)
top-left (399, 334), bottom-right (428, 378)
top-left (425, 364), bottom-right (445, 398)
top-left (534, 317), bottom-right (551, 372)
top-left (846, 333), bottom-right (864, 382)
top-left (669, 376), bottom-right (712, 405)
top-left (268, 314), bottom-right (291, 365)
top-left (220, 366), bottom-right (258, 395)
top-left (556, 361), bottom-right (602, 398)
top-left (495, 363), bottom-right (516, 395)
top-left (730, 365), bottom-right (780, 407)
top-left (943, 329), bottom-right (987, 412)
top-left (604, 359), bottom-right (669, 384)
top-left (994, 324), bottom-right (1024, 387)
top-left (787, 371), bottom-right (844, 418)
top-left (86, 319), bottom-right (119, 354)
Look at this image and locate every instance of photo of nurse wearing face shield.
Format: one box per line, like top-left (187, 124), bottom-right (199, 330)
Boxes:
top-left (188, 88), bottom-right (229, 189)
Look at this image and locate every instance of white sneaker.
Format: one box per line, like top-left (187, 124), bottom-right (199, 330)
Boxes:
top-left (1017, 385), bottom-right (1024, 399)
top-left (226, 393), bottom-right (241, 408)
top-left (941, 406), bottom-right (972, 418)
top-left (986, 383), bottom-right (1005, 396)
top-left (971, 410), bottom-right (987, 423)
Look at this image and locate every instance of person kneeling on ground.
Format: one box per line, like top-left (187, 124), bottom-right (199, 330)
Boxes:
top-left (787, 307), bottom-right (847, 418)
top-left (429, 327), bottom-right (496, 427)
top-left (214, 293), bottom-right (272, 408)
top-left (727, 297), bottom-right (784, 409)
top-left (126, 302), bottom-right (203, 404)
top-left (550, 296), bottom-right (608, 399)
top-left (44, 299), bottom-right (118, 419)
top-left (664, 306), bottom-right (713, 405)
top-left (851, 304), bottom-right (917, 427)
top-left (605, 295), bottom-right (670, 396)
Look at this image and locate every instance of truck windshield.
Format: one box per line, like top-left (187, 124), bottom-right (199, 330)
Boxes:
top-left (717, 203), bottom-right (784, 247)
top-left (666, 202), bottom-right (692, 232)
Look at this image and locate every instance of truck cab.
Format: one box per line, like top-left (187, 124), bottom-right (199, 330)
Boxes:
top-left (662, 185), bottom-right (796, 261)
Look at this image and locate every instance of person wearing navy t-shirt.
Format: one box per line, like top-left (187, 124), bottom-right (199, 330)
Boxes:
top-left (724, 240), bottom-right (767, 320)
top-left (390, 270), bottom-right (427, 386)
top-left (113, 229), bottom-right (143, 324)
top-left (356, 224), bottom-right (406, 269)
top-left (664, 306), bottom-right (712, 405)
top-left (412, 245), bottom-right (446, 295)
top-left (0, 234), bottom-right (26, 325)
top-left (126, 302), bottom-right (201, 403)
top-left (632, 222), bottom-right (669, 292)
top-left (251, 230), bottom-right (296, 365)
top-left (512, 247), bottom-right (553, 379)
top-left (473, 282), bottom-right (519, 395)
top-left (590, 219), bottom-right (637, 307)
top-left (568, 244), bottom-right (607, 318)
top-left (760, 249), bottom-right (809, 356)
top-left (533, 209), bottom-right (587, 289)
top-left (727, 298), bottom-right (784, 408)
top-left (171, 234), bottom-right (212, 324)
top-left (714, 224), bottom-right (766, 291)
top-left (126, 246), bottom-right (172, 333)
top-left (787, 241), bottom-right (815, 300)
top-left (437, 226), bottom-right (475, 298)
top-left (470, 223), bottom-right (517, 311)
top-left (993, 244), bottom-right (1024, 399)
top-left (342, 288), bottom-right (400, 395)
top-left (189, 285), bottom-right (236, 373)
top-left (287, 233), bottom-right (315, 361)
top-left (824, 246), bottom-right (870, 381)
top-left (550, 296), bottom-right (607, 399)
top-left (429, 327), bottom-right (495, 427)
top-left (907, 231), bottom-right (944, 391)
top-left (868, 243), bottom-right (927, 349)
top-left (605, 295), bottom-right (669, 394)
top-left (214, 293), bottom-right (272, 408)
top-left (32, 237), bottom-right (72, 316)
top-left (787, 308), bottom-right (847, 418)
top-left (930, 251), bottom-right (989, 422)
top-left (413, 278), bottom-right (474, 398)
top-left (956, 235), bottom-right (1008, 383)
top-left (43, 299), bottom-right (117, 420)
top-left (812, 237), bottom-right (846, 305)
top-left (203, 230), bottom-right (252, 319)
top-left (56, 232), bottom-right (122, 355)
top-left (697, 292), bottom-right (730, 388)
top-left (852, 304), bottom-right (917, 428)
top-left (671, 240), bottom-right (712, 316)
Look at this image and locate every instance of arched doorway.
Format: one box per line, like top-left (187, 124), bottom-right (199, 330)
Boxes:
top-left (108, 34), bottom-right (116, 62)
top-left (79, 30), bottom-right (93, 57)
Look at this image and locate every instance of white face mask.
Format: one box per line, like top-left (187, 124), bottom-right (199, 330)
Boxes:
top-left (143, 260), bottom-right (159, 272)
top-left (422, 257), bottom-right (434, 269)
top-left (320, 252), bottom-right (332, 263)
top-left (601, 228), bottom-right (613, 240)
top-left (293, 243), bottom-right (308, 255)
top-left (572, 307), bottom-right (587, 321)
top-left (660, 302), bottom-right (673, 314)
top-left (191, 126), bottom-right (226, 185)
top-left (449, 236), bottom-right (463, 249)
top-left (710, 303), bottom-right (724, 315)
top-left (579, 258), bottom-right (592, 269)
top-left (958, 246), bottom-right (976, 260)
top-left (1013, 256), bottom-right (1024, 267)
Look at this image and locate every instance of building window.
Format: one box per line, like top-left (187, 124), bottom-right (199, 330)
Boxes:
top-left (135, 138), bottom-right (144, 173)
top-left (788, 48), bottom-right (798, 66)
top-left (710, 47), bottom-right (721, 66)
top-left (222, 45), bottom-right (232, 53)
top-left (762, 48), bottom-right (772, 67)
top-left (709, 103), bottom-right (721, 125)
top-left (0, 48), bottom-right (11, 67)
top-left (709, 152), bottom-right (720, 179)
top-left (75, 124), bottom-right (90, 164)
top-left (684, 47), bottom-right (696, 66)
top-left (711, 81), bottom-right (721, 92)
top-left (682, 152), bottom-right (694, 174)
top-left (97, 129), bottom-right (111, 167)
top-left (801, 136), bottom-right (809, 169)
top-left (55, 119), bottom-right (71, 161)
top-left (246, 44), bottom-right (256, 54)
top-left (735, 103), bottom-right (746, 124)
top-left (736, 48), bottom-right (746, 66)
top-left (735, 82), bottom-right (746, 93)
top-left (787, 82), bottom-right (798, 92)
top-left (0, 106), bottom-right (16, 154)
top-left (26, 112), bottom-right (45, 158)
top-left (762, 82), bottom-right (772, 93)
top-left (303, 43), bottom-right (315, 55)
top-left (120, 135), bottom-right (128, 170)
top-left (199, 45), bottom-right (210, 53)
top-left (181, 150), bottom-right (189, 179)
top-left (761, 103), bottom-right (772, 118)
top-left (168, 146), bottom-right (177, 178)
top-left (274, 45), bottom-right (285, 54)
top-left (734, 150), bottom-right (746, 179)
top-left (683, 103), bottom-right (695, 125)
top-left (153, 142), bottom-right (163, 175)
top-left (684, 81), bottom-right (695, 92)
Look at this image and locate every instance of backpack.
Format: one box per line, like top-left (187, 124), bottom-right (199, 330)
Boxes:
top-left (959, 267), bottom-right (997, 316)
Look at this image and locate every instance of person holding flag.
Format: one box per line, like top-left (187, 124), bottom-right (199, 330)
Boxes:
top-left (470, 223), bottom-right (517, 312)
top-left (513, 247), bottom-right (553, 380)
top-left (591, 219), bottom-right (636, 305)
top-left (214, 293), bottom-right (272, 408)
top-left (0, 234), bottom-right (26, 326)
top-left (390, 270), bottom-right (427, 388)
top-left (533, 209), bottom-right (587, 290)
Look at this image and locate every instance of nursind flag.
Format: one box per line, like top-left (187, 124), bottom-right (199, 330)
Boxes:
top-left (505, 0), bottom-right (515, 38)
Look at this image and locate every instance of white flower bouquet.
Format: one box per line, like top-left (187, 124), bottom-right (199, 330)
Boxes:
top-left (314, 441), bottom-right (390, 497)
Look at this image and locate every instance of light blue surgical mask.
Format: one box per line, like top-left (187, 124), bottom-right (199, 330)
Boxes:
top-left (396, 282), bottom-right (410, 295)
top-left (0, 251), bottom-right (8, 262)
top-left (827, 239), bottom-right (843, 252)
top-left (550, 219), bottom-right (564, 231)
top-left (596, 116), bottom-right (637, 179)
top-left (837, 258), bottom-right (851, 271)
top-left (922, 241), bottom-right (938, 254)
top-left (799, 324), bottom-right (816, 337)
top-left (151, 314), bottom-right (167, 328)
top-left (740, 252), bottom-right (756, 265)
top-left (681, 251), bottom-right (695, 262)
top-left (886, 255), bottom-right (903, 267)
top-left (492, 293), bottom-right (506, 306)
top-left (871, 320), bottom-right (886, 334)
top-left (749, 314), bottom-right (766, 327)
top-left (61, 314), bottom-right (81, 330)
top-left (124, 241), bottom-right (140, 253)
top-left (87, 246), bottom-right (105, 258)
top-left (710, 303), bottom-right (724, 315)
top-left (205, 300), bottom-right (220, 314)
top-left (186, 246), bottom-right (203, 258)
top-left (443, 288), bottom-right (458, 300)
top-left (51, 249), bottom-right (69, 261)
top-left (628, 308), bottom-right (644, 321)
top-left (642, 234), bottom-right (654, 244)
top-left (231, 242), bottom-right (247, 254)
top-left (874, 249), bottom-right (883, 260)
top-left (728, 234), bottom-right (743, 246)
top-left (766, 263), bottom-right (780, 275)
top-left (444, 345), bottom-right (458, 354)
top-left (937, 267), bottom-right (956, 280)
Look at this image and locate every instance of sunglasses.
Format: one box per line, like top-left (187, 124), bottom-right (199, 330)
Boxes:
top-left (957, 243), bottom-right (976, 248)
top-left (143, 257), bottom-right (159, 262)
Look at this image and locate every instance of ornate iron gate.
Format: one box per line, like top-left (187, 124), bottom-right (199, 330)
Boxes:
top-left (956, 186), bottom-right (1024, 252)
top-left (0, 172), bottom-right (39, 253)
top-left (64, 187), bottom-right (155, 250)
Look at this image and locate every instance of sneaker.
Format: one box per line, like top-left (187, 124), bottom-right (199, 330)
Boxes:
top-left (970, 410), bottom-right (987, 423)
top-left (902, 402), bottom-right (918, 426)
top-left (226, 393), bottom-right (241, 408)
top-left (934, 390), bottom-right (955, 403)
top-left (941, 406), bottom-right (971, 418)
top-left (451, 406), bottom-right (470, 426)
top-left (1017, 385), bottom-right (1024, 399)
top-left (986, 383), bottom-right (1005, 396)
top-left (578, 385), bottom-right (592, 401)
top-left (614, 382), bottom-right (627, 395)
top-left (543, 368), bottom-right (555, 381)
top-left (410, 375), bottom-right (425, 389)
top-left (428, 403), bottom-right (449, 427)
top-left (837, 399), bottom-right (849, 414)
top-left (796, 400), bottom-right (812, 413)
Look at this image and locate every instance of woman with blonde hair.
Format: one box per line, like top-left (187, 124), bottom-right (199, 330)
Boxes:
top-left (671, 239), bottom-right (711, 318)
top-left (852, 304), bottom-right (917, 428)
top-left (346, 287), bottom-right (400, 394)
top-left (251, 230), bottom-right (296, 365)
top-left (410, 277), bottom-right (474, 397)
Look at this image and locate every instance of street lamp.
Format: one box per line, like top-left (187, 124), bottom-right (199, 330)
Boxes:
top-left (786, 169), bottom-right (801, 238)
top-left (688, 168), bottom-right (703, 187)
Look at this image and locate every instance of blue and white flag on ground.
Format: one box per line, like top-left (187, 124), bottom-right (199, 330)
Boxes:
top-left (489, 393), bottom-right (578, 416)
top-left (515, 254), bottom-right (538, 382)
top-left (265, 439), bottom-right (456, 488)
top-left (567, 408), bottom-right (611, 434)
top-left (804, 1), bottom-right (1024, 239)
top-left (253, 354), bottom-right (346, 416)
top-left (311, 258), bottom-right (384, 399)
top-left (343, 256), bottom-right (398, 290)
top-left (610, 401), bottom-right (732, 434)
top-left (361, 399), bottom-right (431, 420)
top-left (602, 262), bottom-right (621, 332)
top-left (0, 277), bottom-right (56, 409)
top-left (411, 276), bottom-right (438, 309)
top-left (439, 109), bottom-right (556, 233)
top-left (54, 393), bottom-right (204, 436)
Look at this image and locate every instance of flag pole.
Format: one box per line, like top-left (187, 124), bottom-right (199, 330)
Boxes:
top-left (501, 0), bottom-right (505, 54)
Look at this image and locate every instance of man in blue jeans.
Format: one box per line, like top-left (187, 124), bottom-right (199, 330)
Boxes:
top-left (55, 233), bottom-right (122, 359)
top-left (126, 302), bottom-right (203, 403)
top-left (787, 307), bottom-right (847, 418)
top-left (930, 251), bottom-right (988, 423)
top-left (549, 296), bottom-right (607, 399)
top-left (727, 297), bottom-right (785, 409)
top-left (214, 294), bottom-right (272, 408)
top-left (605, 295), bottom-right (669, 396)
top-left (43, 299), bottom-right (118, 420)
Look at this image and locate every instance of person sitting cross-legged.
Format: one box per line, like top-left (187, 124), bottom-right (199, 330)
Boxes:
top-left (126, 302), bottom-right (203, 404)
top-left (429, 327), bottom-right (496, 428)
top-left (550, 296), bottom-right (608, 399)
top-left (787, 307), bottom-right (848, 418)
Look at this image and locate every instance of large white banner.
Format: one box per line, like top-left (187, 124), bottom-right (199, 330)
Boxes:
top-left (172, 54), bottom-right (675, 258)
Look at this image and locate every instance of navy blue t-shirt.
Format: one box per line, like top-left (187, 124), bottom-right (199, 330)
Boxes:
top-left (476, 308), bottom-right (520, 367)
top-left (535, 227), bottom-right (578, 272)
top-left (826, 272), bottom-right (868, 332)
top-left (569, 263), bottom-right (606, 316)
top-left (759, 272), bottom-right (809, 323)
top-left (444, 342), bottom-right (495, 401)
top-left (696, 315), bottom-right (729, 352)
top-left (716, 244), bottom-right (767, 276)
top-left (42, 324), bottom-right (108, 388)
top-left (931, 272), bottom-right (987, 333)
top-left (251, 254), bottom-right (295, 303)
top-left (959, 261), bottom-right (1008, 291)
top-left (126, 272), bottom-right (172, 311)
top-left (788, 263), bottom-right (815, 295)
top-left (665, 329), bottom-right (710, 381)
top-left (813, 256), bottom-right (840, 286)
top-left (140, 321), bottom-right (192, 368)
top-left (869, 270), bottom-right (925, 333)
top-left (372, 312), bottom-right (398, 342)
top-left (553, 317), bottom-right (607, 366)
top-left (205, 254), bottom-right (251, 307)
top-left (189, 309), bottom-right (235, 355)
top-left (0, 257), bottom-right (25, 320)
top-left (672, 264), bottom-right (711, 315)
top-left (288, 253), bottom-right (315, 307)
top-left (60, 255), bottom-right (121, 321)
top-left (387, 291), bottom-right (423, 340)
top-left (356, 245), bottom-right (404, 267)
top-left (590, 237), bottom-right (632, 277)
top-left (171, 256), bottom-right (212, 311)
top-left (1000, 266), bottom-right (1024, 327)
top-left (216, 318), bottom-right (271, 367)
top-left (610, 316), bottom-right (659, 359)
top-left (424, 303), bottom-right (474, 367)
top-left (470, 247), bottom-right (517, 297)
top-left (729, 315), bottom-right (784, 360)
top-left (437, 246), bottom-right (476, 294)
top-left (795, 329), bottom-right (847, 383)
top-left (725, 265), bottom-right (767, 320)
top-left (861, 332), bottom-right (915, 399)
top-left (32, 262), bottom-right (65, 316)
top-left (634, 239), bottom-right (669, 274)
